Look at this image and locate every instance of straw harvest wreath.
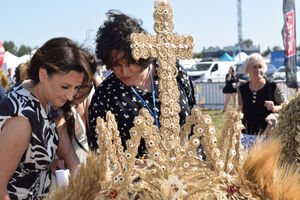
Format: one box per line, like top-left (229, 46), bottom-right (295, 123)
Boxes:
top-left (50, 1), bottom-right (300, 199)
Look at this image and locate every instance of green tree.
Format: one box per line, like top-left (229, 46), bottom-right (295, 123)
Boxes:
top-left (272, 46), bottom-right (282, 51)
top-left (3, 41), bottom-right (17, 55)
top-left (242, 39), bottom-right (253, 47)
top-left (17, 45), bottom-right (32, 57)
top-left (193, 52), bottom-right (202, 58)
top-left (262, 47), bottom-right (271, 57)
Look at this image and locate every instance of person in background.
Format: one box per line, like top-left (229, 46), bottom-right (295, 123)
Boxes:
top-left (88, 10), bottom-right (196, 158)
top-left (237, 53), bottom-right (285, 149)
top-left (222, 66), bottom-right (239, 114)
top-left (103, 69), bottom-right (111, 78)
top-left (52, 56), bottom-right (101, 164)
top-left (0, 69), bottom-right (8, 90)
top-left (14, 63), bottom-right (29, 83)
top-left (7, 68), bottom-right (15, 89)
top-left (92, 60), bottom-right (104, 86)
top-left (0, 85), bottom-right (6, 100)
top-left (0, 37), bottom-right (92, 200)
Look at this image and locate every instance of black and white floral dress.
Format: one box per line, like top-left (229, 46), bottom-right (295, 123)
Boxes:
top-left (88, 62), bottom-right (196, 156)
top-left (0, 83), bottom-right (58, 200)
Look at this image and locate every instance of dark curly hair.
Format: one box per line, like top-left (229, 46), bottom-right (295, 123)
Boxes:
top-left (95, 10), bottom-right (153, 70)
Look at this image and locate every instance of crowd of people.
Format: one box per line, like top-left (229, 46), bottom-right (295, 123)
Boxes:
top-left (0, 9), bottom-right (292, 200)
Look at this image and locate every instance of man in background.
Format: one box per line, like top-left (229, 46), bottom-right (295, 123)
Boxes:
top-left (7, 68), bottom-right (15, 89)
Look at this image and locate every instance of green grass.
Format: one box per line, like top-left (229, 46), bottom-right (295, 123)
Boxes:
top-left (200, 103), bottom-right (237, 140)
top-left (201, 108), bottom-right (226, 138)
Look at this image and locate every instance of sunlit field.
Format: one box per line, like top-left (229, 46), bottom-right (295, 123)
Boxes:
top-left (200, 101), bottom-right (237, 140)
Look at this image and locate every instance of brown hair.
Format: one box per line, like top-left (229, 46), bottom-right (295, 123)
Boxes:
top-left (28, 37), bottom-right (93, 84)
top-left (0, 70), bottom-right (8, 90)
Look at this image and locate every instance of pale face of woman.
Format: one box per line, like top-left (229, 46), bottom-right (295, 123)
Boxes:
top-left (247, 61), bottom-right (265, 81)
top-left (72, 81), bottom-right (93, 105)
top-left (111, 51), bottom-right (148, 87)
top-left (40, 68), bottom-right (84, 107)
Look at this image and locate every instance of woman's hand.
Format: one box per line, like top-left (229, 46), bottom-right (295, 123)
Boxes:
top-left (135, 158), bottom-right (148, 168)
top-left (265, 113), bottom-right (279, 134)
top-left (51, 159), bottom-right (65, 176)
top-left (264, 101), bottom-right (275, 112)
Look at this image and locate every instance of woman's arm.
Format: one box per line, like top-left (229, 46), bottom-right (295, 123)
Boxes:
top-left (0, 117), bottom-right (31, 200)
top-left (238, 78), bottom-right (247, 83)
top-left (55, 119), bottom-right (79, 175)
top-left (264, 86), bottom-right (286, 113)
top-left (274, 86), bottom-right (286, 105)
top-left (237, 88), bottom-right (243, 112)
top-left (226, 73), bottom-right (231, 81)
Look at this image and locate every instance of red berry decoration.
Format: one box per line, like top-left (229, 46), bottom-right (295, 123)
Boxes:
top-left (109, 190), bottom-right (117, 198)
top-left (227, 186), bottom-right (236, 195)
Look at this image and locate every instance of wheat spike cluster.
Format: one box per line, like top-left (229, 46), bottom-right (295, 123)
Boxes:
top-left (273, 90), bottom-right (300, 168)
top-left (50, 1), bottom-right (300, 199)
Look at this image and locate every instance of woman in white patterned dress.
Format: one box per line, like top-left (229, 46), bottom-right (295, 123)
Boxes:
top-left (0, 37), bottom-right (92, 200)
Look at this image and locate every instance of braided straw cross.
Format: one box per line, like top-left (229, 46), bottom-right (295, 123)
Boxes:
top-left (130, 0), bottom-right (193, 146)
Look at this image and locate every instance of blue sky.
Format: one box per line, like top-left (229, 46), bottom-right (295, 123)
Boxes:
top-left (1, 0), bottom-right (299, 53)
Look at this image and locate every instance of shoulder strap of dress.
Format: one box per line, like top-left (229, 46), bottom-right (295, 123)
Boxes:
top-left (72, 105), bottom-right (88, 152)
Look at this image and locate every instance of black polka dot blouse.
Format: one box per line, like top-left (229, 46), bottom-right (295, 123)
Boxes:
top-left (88, 61), bottom-right (196, 157)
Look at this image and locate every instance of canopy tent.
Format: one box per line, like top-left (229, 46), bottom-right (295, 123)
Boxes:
top-left (234, 52), bottom-right (248, 62)
top-left (218, 52), bottom-right (233, 61)
top-left (0, 51), bottom-right (32, 76)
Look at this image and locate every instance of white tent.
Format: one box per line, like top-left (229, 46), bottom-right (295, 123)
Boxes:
top-left (0, 51), bottom-right (32, 75)
top-left (234, 52), bottom-right (248, 62)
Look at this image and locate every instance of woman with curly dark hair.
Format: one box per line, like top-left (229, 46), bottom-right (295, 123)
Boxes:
top-left (88, 10), bottom-right (196, 157)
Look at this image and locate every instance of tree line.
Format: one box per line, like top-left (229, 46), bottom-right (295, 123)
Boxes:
top-left (2, 41), bottom-right (35, 57)
top-left (2, 39), bottom-right (300, 59)
top-left (193, 39), bottom-right (300, 59)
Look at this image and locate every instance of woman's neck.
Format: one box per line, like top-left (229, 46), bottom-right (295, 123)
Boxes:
top-left (23, 80), bottom-right (47, 111)
top-left (136, 65), bottom-right (155, 92)
top-left (249, 78), bottom-right (266, 91)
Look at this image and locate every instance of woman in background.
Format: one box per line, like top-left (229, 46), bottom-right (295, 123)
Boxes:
top-left (0, 85), bottom-right (6, 100)
top-left (53, 58), bottom-right (102, 163)
top-left (0, 69), bottom-right (8, 90)
top-left (14, 63), bottom-right (29, 83)
top-left (238, 53), bottom-right (285, 149)
top-left (222, 66), bottom-right (239, 114)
